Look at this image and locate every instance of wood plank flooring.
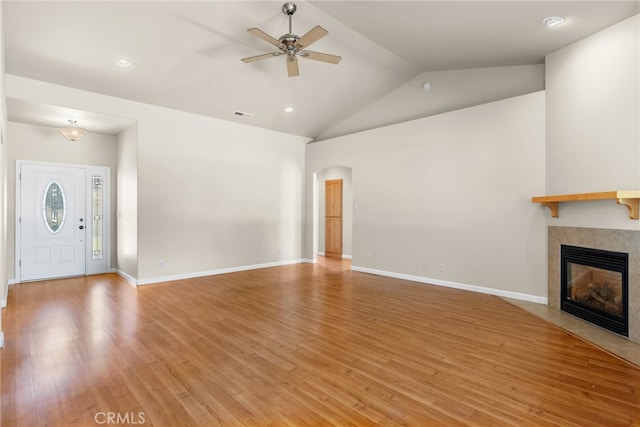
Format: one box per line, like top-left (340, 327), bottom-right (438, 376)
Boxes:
top-left (2, 258), bottom-right (640, 426)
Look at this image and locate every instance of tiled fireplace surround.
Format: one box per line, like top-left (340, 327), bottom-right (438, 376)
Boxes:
top-left (548, 226), bottom-right (640, 345)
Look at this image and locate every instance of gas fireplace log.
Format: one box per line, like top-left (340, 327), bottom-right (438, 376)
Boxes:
top-left (572, 281), bottom-right (623, 316)
top-left (587, 283), bottom-right (608, 306)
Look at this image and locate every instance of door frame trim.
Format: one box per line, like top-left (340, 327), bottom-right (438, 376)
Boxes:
top-left (15, 160), bottom-right (111, 283)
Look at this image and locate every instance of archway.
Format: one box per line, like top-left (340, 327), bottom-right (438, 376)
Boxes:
top-left (312, 166), bottom-right (353, 262)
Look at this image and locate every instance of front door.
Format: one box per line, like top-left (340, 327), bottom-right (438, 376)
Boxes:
top-left (19, 163), bottom-right (86, 281)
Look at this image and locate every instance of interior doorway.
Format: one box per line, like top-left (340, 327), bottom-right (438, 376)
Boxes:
top-left (314, 166), bottom-right (352, 262)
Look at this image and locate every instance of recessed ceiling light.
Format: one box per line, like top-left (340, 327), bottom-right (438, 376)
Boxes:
top-left (116, 58), bottom-right (131, 68)
top-left (284, 107), bottom-right (295, 113)
top-left (422, 81), bottom-right (432, 91)
top-left (543, 16), bottom-right (566, 27)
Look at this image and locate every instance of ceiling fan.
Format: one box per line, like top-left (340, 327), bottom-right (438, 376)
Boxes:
top-left (241, 2), bottom-right (342, 77)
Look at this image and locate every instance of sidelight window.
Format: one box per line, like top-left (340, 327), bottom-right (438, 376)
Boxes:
top-left (92, 176), bottom-right (104, 259)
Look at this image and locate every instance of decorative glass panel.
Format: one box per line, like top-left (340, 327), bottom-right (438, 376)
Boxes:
top-left (92, 176), bottom-right (104, 259)
top-left (42, 180), bottom-right (66, 233)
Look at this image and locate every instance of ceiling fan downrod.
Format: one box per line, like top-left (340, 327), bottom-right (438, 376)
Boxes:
top-left (281, 2), bottom-right (298, 59)
top-left (282, 2), bottom-right (296, 33)
top-left (282, 1), bottom-right (298, 34)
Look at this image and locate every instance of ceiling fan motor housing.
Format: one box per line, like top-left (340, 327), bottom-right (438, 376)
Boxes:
top-left (279, 34), bottom-right (300, 57)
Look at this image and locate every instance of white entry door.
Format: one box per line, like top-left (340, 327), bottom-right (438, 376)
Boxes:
top-left (19, 164), bottom-right (87, 281)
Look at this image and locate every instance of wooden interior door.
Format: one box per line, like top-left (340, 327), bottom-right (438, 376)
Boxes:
top-left (325, 179), bottom-right (343, 258)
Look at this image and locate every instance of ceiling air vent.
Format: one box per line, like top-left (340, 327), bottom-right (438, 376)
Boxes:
top-left (234, 111), bottom-right (253, 118)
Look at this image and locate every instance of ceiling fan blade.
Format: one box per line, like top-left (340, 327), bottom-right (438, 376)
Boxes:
top-left (241, 52), bottom-right (283, 63)
top-left (300, 50), bottom-right (342, 65)
top-left (287, 56), bottom-right (300, 77)
top-left (247, 28), bottom-right (282, 48)
top-left (295, 26), bottom-right (328, 49)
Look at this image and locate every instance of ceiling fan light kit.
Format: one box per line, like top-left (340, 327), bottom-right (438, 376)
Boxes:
top-left (241, 2), bottom-right (342, 77)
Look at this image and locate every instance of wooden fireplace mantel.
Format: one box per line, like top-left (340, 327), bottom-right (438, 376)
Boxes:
top-left (531, 190), bottom-right (640, 220)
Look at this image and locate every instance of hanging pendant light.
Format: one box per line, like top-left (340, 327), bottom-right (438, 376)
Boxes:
top-left (57, 120), bottom-right (88, 141)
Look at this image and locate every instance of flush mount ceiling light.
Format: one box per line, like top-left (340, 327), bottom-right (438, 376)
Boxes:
top-left (284, 106), bottom-right (295, 113)
top-left (116, 58), bottom-right (131, 68)
top-left (543, 16), bottom-right (566, 27)
top-left (57, 120), bottom-right (88, 141)
top-left (422, 81), bottom-right (432, 91)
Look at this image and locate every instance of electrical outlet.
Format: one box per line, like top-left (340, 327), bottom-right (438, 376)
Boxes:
top-left (440, 263), bottom-right (446, 272)
top-left (158, 260), bottom-right (164, 269)
top-left (423, 261), bottom-right (429, 269)
top-left (367, 254), bottom-right (373, 261)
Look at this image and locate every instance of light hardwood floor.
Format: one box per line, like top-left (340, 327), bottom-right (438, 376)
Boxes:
top-left (2, 258), bottom-right (639, 426)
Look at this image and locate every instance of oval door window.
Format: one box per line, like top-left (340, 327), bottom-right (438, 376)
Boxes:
top-left (42, 180), bottom-right (67, 233)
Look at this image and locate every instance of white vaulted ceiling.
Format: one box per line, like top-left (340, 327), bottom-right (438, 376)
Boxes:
top-left (4, 1), bottom-right (640, 140)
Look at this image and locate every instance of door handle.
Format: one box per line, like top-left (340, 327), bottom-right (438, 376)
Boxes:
top-left (79, 225), bottom-right (85, 230)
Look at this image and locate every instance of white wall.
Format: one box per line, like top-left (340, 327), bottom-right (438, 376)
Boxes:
top-left (136, 110), bottom-right (306, 280)
top-left (6, 121), bottom-right (119, 280)
top-left (317, 64), bottom-right (545, 141)
top-left (6, 75), bottom-right (309, 283)
top-left (306, 92), bottom-right (547, 300)
top-left (545, 15), bottom-right (640, 230)
top-left (0, 0), bottom-right (6, 346)
top-left (117, 123), bottom-right (138, 280)
top-left (317, 166), bottom-right (353, 257)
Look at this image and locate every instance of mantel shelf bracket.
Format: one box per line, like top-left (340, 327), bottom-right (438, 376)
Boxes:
top-left (540, 202), bottom-right (559, 218)
top-left (531, 190), bottom-right (640, 220)
top-left (617, 197), bottom-right (639, 220)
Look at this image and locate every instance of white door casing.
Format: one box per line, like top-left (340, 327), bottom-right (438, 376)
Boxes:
top-left (17, 161), bottom-right (110, 282)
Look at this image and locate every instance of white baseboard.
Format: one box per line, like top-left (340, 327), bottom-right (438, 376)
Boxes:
top-left (6, 263), bottom-right (545, 305)
top-left (2, 279), bottom-right (14, 308)
top-left (135, 259), bottom-right (306, 286)
top-left (350, 265), bottom-right (547, 305)
top-left (317, 252), bottom-right (352, 260)
top-left (116, 269), bottom-right (138, 286)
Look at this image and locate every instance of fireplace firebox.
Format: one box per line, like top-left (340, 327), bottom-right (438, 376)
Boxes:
top-left (561, 245), bottom-right (628, 337)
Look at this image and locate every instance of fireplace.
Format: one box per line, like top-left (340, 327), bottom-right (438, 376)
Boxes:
top-left (561, 245), bottom-right (628, 337)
